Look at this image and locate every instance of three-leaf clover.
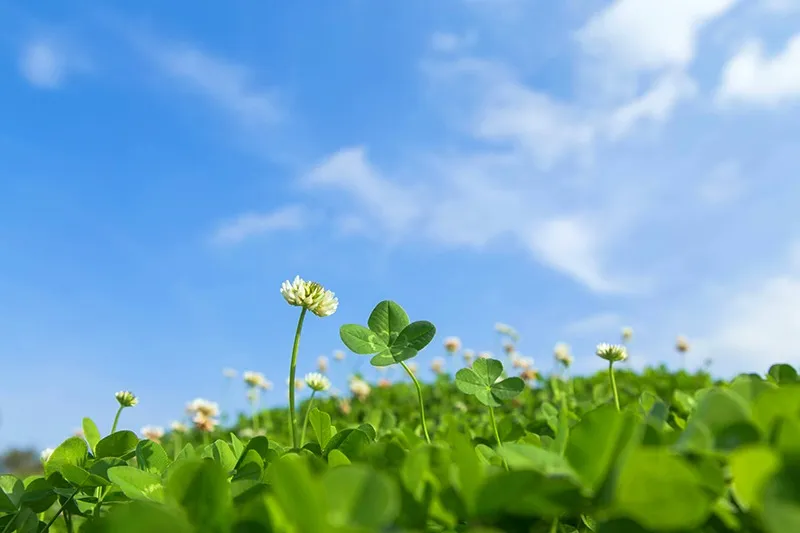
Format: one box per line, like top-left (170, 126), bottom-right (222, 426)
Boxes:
top-left (339, 301), bottom-right (436, 367)
top-left (456, 358), bottom-right (524, 407)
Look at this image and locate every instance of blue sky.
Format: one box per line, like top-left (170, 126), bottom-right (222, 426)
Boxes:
top-left (3, 0), bottom-right (800, 451)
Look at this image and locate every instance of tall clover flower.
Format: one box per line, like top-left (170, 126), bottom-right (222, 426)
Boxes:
top-left (112, 391), bottom-right (137, 433)
top-left (299, 372), bottom-right (331, 445)
top-left (281, 275), bottom-right (338, 448)
top-left (596, 343), bottom-right (627, 411)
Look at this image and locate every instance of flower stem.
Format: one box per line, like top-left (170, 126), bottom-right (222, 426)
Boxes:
top-left (609, 361), bottom-right (621, 412)
top-left (300, 391), bottom-right (317, 446)
top-left (400, 361), bottom-right (431, 443)
top-left (489, 404), bottom-right (509, 471)
top-left (288, 307), bottom-right (308, 448)
top-left (110, 406), bottom-right (124, 434)
top-left (42, 489), bottom-right (78, 532)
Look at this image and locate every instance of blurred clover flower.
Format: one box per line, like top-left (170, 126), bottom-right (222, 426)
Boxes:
top-left (349, 378), bottom-right (371, 401)
top-left (243, 370), bottom-right (267, 389)
top-left (333, 350), bottom-right (345, 361)
top-left (621, 327), bottom-right (633, 342)
top-left (141, 426), bottom-right (165, 443)
top-left (317, 355), bottom-right (329, 373)
top-left (554, 343), bottom-right (573, 368)
top-left (676, 335), bottom-right (690, 353)
top-left (222, 368), bottom-right (237, 379)
top-left (444, 336), bottom-right (461, 353)
top-left (431, 357), bottom-right (445, 374)
top-left (280, 275), bottom-right (338, 317)
top-left (170, 421), bottom-right (187, 433)
top-left (40, 448), bottom-right (54, 463)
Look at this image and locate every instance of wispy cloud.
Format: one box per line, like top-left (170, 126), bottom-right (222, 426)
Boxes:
top-left (18, 37), bottom-right (87, 89)
top-left (563, 312), bottom-right (623, 336)
top-left (210, 205), bottom-right (307, 246)
top-left (716, 34), bottom-right (800, 107)
top-left (145, 42), bottom-right (282, 128)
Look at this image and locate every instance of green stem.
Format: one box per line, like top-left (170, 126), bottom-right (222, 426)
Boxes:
top-left (173, 433), bottom-right (182, 460)
top-left (549, 517), bottom-right (560, 533)
top-left (1, 513), bottom-right (16, 533)
top-left (203, 431), bottom-right (210, 448)
top-left (110, 406), bottom-right (124, 434)
top-left (42, 489), bottom-right (78, 532)
top-left (300, 391), bottom-right (317, 446)
top-left (251, 393), bottom-right (260, 433)
top-left (489, 405), bottom-right (509, 471)
top-left (288, 307), bottom-right (308, 449)
top-left (400, 361), bottom-right (431, 443)
top-left (609, 361), bottom-right (620, 412)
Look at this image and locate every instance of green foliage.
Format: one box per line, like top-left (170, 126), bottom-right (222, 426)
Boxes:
top-left (4, 298), bottom-right (800, 533)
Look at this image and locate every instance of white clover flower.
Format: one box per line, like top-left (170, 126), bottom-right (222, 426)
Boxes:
top-left (243, 370), bottom-right (267, 388)
top-left (349, 378), bottom-right (371, 400)
top-left (222, 368), bottom-right (237, 379)
top-left (239, 427), bottom-right (255, 439)
top-left (554, 343), bottom-right (573, 367)
top-left (258, 378), bottom-right (273, 391)
top-left (596, 343), bottom-right (628, 363)
top-left (280, 275), bottom-right (339, 317)
top-left (170, 421), bottom-right (187, 433)
top-left (478, 351), bottom-right (492, 359)
top-left (407, 362), bottom-right (418, 374)
top-left (443, 336), bottom-right (461, 353)
top-left (305, 372), bottom-right (331, 392)
top-left (463, 349), bottom-right (475, 363)
top-left (621, 327), bottom-right (633, 342)
top-left (317, 355), bottom-right (329, 373)
top-left (676, 335), bottom-right (690, 353)
top-left (141, 426), bottom-right (165, 443)
top-left (494, 323), bottom-right (520, 340)
top-left (334, 350), bottom-right (345, 361)
top-left (40, 448), bottom-right (54, 463)
top-left (115, 391), bottom-right (138, 408)
top-left (431, 357), bottom-right (445, 374)
top-left (286, 377), bottom-right (305, 390)
top-left (193, 412), bottom-right (218, 432)
top-left (185, 398), bottom-right (219, 418)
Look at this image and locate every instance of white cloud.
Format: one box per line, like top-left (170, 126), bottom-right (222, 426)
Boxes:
top-left (142, 41), bottom-right (281, 127)
top-left (696, 275), bottom-right (800, 374)
top-left (606, 70), bottom-right (697, 139)
top-left (210, 205), bottom-right (307, 246)
top-left (576, 0), bottom-right (739, 72)
top-left (302, 147), bottom-right (425, 236)
top-left (18, 39), bottom-right (82, 89)
top-left (430, 31), bottom-right (476, 53)
top-left (716, 34), bottom-right (800, 107)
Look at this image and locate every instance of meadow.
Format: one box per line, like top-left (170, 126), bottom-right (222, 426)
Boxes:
top-left (1, 277), bottom-right (798, 533)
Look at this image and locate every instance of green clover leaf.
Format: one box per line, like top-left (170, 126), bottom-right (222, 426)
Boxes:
top-left (340, 302), bottom-right (435, 367)
top-left (456, 358), bottom-right (524, 407)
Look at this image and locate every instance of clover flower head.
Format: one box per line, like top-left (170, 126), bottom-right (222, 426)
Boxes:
top-left (407, 362), bottom-right (418, 374)
top-left (115, 390), bottom-right (138, 408)
top-left (193, 412), bottom-right (218, 432)
top-left (596, 343), bottom-right (628, 363)
top-left (463, 349), bottom-right (475, 362)
top-left (186, 398), bottom-right (219, 418)
top-left (378, 378), bottom-right (391, 388)
top-left (676, 335), bottom-right (690, 353)
top-left (339, 399), bottom-right (352, 415)
top-left (443, 336), bottom-right (461, 353)
top-left (334, 350), bottom-right (345, 361)
top-left (305, 372), bottom-right (331, 392)
top-left (317, 355), bottom-right (329, 373)
top-left (222, 368), bottom-right (238, 379)
top-left (478, 351), bottom-right (492, 360)
top-left (621, 327), bottom-right (634, 342)
top-left (520, 368), bottom-right (538, 382)
top-left (280, 276), bottom-right (338, 317)
top-left (349, 378), bottom-right (371, 400)
top-left (554, 343), bottom-right (573, 367)
top-left (170, 421), bottom-right (188, 433)
top-left (239, 427), bottom-right (255, 439)
top-left (494, 322), bottom-right (520, 341)
top-left (141, 426), bottom-right (165, 443)
top-left (503, 342), bottom-right (515, 355)
top-left (431, 357), bottom-right (445, 374)
top-left (243, 370), bottom-right (267, 388)
top-left (40, 448), bottom-right (54, 463)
